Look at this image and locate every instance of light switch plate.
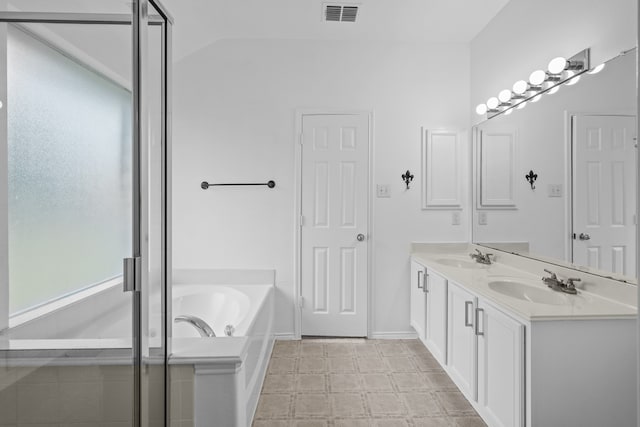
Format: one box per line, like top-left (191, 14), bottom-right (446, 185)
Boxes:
top-left (548, 184), bottom-right (563, 197)
top-left (377, 184), bottom-right (391, 198)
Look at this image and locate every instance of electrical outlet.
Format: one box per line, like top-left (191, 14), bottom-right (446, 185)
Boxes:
top-left (452, 212), bottom-right (461, 225)
top-left (548, 184), bottom-right (563, 197)
top-left (478, 211), bottom-right (487, 225)
top-left (376, 184), bottom-right (390, 198)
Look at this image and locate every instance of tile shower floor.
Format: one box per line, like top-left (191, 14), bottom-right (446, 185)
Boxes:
top-left (253, 339), bottom-right (487, 427)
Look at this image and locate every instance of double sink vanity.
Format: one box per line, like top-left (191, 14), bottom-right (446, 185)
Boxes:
top-left (409, 243), bottom-right (637, 427)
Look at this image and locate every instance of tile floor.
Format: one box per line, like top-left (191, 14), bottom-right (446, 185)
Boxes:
top-left (253, 339), bottom-right (487, 427)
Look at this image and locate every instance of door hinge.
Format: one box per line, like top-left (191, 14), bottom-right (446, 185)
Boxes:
top-left (299, 133), bottom-right (304, 145)
top-left (299, 296), bottom-right (304, 308)
top-left (123, 257), bottom-right (141, 293)
top-left (300, 215), bottom-right (305, 226)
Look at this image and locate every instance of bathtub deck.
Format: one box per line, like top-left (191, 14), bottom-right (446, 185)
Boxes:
top-left (252, 338), bottom-right (487, 426)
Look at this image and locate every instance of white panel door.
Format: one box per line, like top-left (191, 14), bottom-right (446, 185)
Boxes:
top-left (572, 115), bottom-right (636, 276)
top-left (447, 281), bottom-right (477, 400)
top-left (300, 113), bottom-right (369, 336)
top-left (477, 300), bottom-right (524, 427)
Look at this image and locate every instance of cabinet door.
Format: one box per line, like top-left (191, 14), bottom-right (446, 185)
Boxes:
top-left (424, 270), bottom-right (447, 366)
top-left (477, 300), bottom-right (524, 427)
top-left (409, 260), bottom-right (426, 340)
top-left (447, 281), bottom-right (477, 400)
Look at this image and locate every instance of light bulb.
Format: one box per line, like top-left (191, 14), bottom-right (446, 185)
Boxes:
top-left (588, 63), bottom-right (606, 74)
top-left (517, 102), bottom-right (527, 110)
top-left (512, 80), bottom-right (528, 95)
top-left (504, 108), bottom-right (513, 115)
top-left (529, 70), bottom-right (546, 86)
top-left (548, 56), bottom-right (567, 74)
top-left (486, 97), bottom-right (499, 109)
top-left (498, 89), bottom-right (512, 103)
top-left (547, 86), bottom-right (560, 95)
top-left (476, 103), bottom-right (488, 115)
top-left (530, 94), bottom-right (542, 103)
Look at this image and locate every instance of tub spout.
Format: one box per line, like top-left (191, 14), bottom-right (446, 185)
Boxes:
top-left (174, 315), bottom-right (216, 337)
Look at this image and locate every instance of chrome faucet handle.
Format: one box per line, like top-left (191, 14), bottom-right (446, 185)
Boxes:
top-left (566, 278), bottom-right (581, 288)
top-left (543, 269), bottom-right (557, 280)
top-left (475, 248), bottom-right (483, 255)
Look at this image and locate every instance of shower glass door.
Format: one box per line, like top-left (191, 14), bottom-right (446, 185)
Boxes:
top-left (0, 1), bottom-right (171, 426)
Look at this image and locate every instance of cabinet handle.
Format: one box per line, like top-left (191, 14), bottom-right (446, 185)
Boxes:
top-left (475, 307), bottom-right (485, 336)
top-left (424, 273), bottom-right (429, 294)
top-left (417, 270), bottom-right (424, 289)
top-left (464, 301), bottom-right (473, 327)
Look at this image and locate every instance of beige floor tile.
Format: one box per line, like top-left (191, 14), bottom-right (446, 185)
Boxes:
top-left (273, 341), bottom-right (300, 358)
top-left (390, 372), bottom-right (430, 391)
top-left (263, 374), bottom-right (296, 393)
top-left (383, 356), bottom-right (417, 373)
top-left (412, 417), bottom-right (454, 427)
top-left (298, 358), bottom-right (327, 374)
top-left (328, 374), bottom-right (361, 392)
top-left (360, 374), bottom-right (393, 391)
top-left (325, 343), bottom-right (354, 358)
top-left (269, 358), bottom-right (297, 374)
top-left (371, 418), bottom-right (410, 426)
top-left (255, 394), bottom-right (292, 419)
top-left (296, 374), bottom-right (326, 392)
top-left (399, 392), bottom-right (442, 416)
top-left (425, 372), bottom-right (457, 390)
top-left (293, 394), bottom-right (330, 418)
top-left (377, 342), bottom-right (408, 357)
top-left (292, 420), bottom-right (329, 427)
top-left (301, 343), bottom-right (325, 357)
top-left (355, 357), bottom-right (387, 373)
top-left (327, 358), bottom-right (356, 373)
top-left (354, 345), bottom-right (380, 358)
top-left (452, 416), bottom-right (488, 427)
top-left (333, 419), bottom-right (370, 427)
top-left (366, 393), bottom-right (407, 416)
top-left (413, 355), bottom-right (443, 372)
top-left (329, 393), bottom-right (366, 417)
top-left (435, 391), bottom-right (476, 415)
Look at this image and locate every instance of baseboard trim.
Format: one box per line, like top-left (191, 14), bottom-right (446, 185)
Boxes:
top-left (274, 333), bottom-right (297, 341)
top-left (369, 331), bottom-right (418, 340)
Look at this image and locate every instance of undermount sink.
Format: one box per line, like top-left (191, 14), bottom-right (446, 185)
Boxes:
top-left (488, 279), bottom-right (567, 305)
top-left (435, 257), bottom-right (488, 269)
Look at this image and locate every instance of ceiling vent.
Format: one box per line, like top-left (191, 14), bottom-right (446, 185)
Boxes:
top-left (324, 4), bottom-right (359, 22)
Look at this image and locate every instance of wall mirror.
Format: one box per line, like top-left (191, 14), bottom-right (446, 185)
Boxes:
top-left (472, 48), bottom-right (637, 284)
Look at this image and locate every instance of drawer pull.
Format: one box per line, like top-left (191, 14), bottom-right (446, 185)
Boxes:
top-left (417, 270), bottom-right (424, 289)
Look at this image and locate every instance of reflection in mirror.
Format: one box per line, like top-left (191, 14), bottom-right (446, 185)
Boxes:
top-left (473, 49), bottom-right (637, 283)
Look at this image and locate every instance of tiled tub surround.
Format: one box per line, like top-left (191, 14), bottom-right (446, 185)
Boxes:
top-left (411, 243), bottom-right (638, 427)
top-left (253, 339), bottom-right (487, 426)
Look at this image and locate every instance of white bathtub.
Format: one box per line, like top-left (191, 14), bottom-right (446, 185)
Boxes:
top-left (169, 271), bottom-right (275, 427)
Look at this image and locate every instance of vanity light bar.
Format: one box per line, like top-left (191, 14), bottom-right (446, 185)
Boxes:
top-left (475, 48), bottom-right (591, 119)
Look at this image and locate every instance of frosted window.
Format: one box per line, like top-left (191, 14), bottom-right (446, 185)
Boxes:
top-left (7, 26), bottom-right (132, 314)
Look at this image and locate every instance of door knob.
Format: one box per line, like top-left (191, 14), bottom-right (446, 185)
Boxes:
top-left (578, 233), bottom-right (591, 241)
top-left (357, 234), bottom-right (366, 242)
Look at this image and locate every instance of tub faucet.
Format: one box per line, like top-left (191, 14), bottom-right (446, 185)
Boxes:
top-left (174, 315), bottom-right (216, 337)
top-left (470, 248), bottom-right (493, 265)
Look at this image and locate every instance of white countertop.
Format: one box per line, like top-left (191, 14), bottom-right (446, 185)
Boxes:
top-left (411, 249), bottom-right (637, 321)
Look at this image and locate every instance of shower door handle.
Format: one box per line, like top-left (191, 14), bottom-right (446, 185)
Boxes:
top-left (123, 257), bottom-right (141, 292)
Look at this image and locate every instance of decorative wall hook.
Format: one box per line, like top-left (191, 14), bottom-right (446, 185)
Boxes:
top-left (525, 170), bottom-right (538, 189)
top-left (402, 170), bottom-right (414, 189)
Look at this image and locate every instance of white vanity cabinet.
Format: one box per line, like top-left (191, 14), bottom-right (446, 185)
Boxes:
top-left (409, 260), bottom-right (447, 366)
top-left (447, 281), bottom-right (524, 427)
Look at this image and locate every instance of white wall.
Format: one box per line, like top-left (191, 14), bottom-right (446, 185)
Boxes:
top-left (471, 0), bottom-right (636, 125)
top-left (172, 39), bottom-right (470, 336)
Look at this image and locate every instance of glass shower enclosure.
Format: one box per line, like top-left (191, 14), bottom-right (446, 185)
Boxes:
top-left (0, 1), bottom-right (171, 426)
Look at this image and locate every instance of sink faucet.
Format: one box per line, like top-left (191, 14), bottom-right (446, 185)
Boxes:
top-left (470, 248), bottom-right (493, 265)
top-left (175, 315), bottom-right (216, 337)
top-left (541, 269), bottom-right (580, 295)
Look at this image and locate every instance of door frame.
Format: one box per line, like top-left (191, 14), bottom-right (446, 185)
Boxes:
top-left (293, 108), bottom-right (374, 339)
top-left (564, 110), bottom-right (636, 265)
